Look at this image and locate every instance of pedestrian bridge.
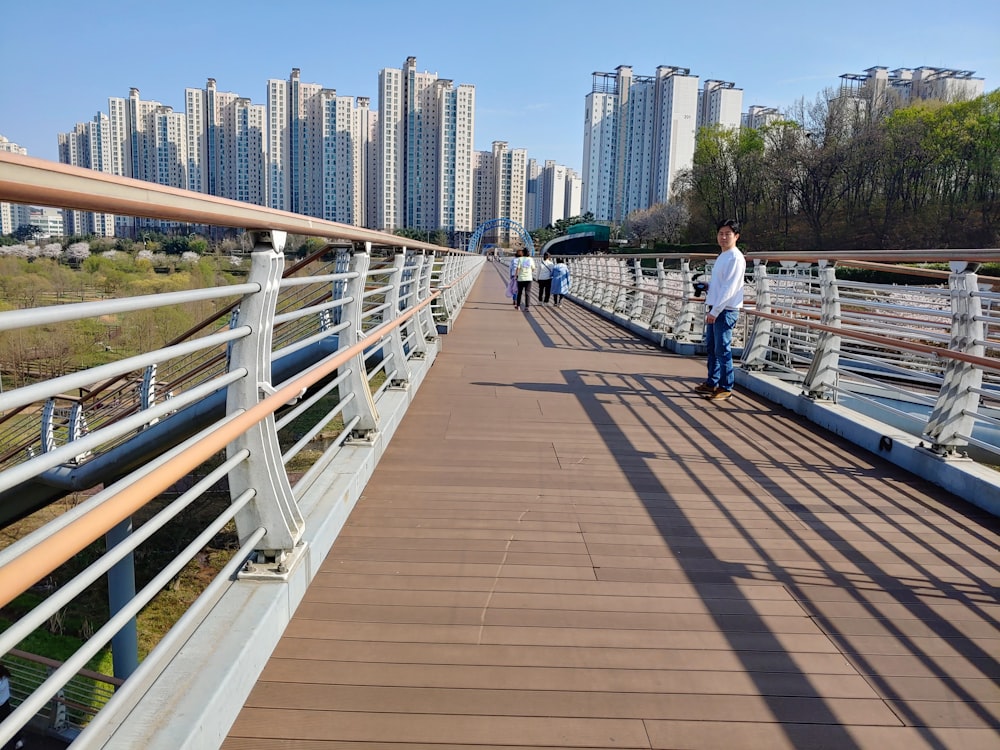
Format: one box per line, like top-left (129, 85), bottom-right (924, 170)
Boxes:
top-left (0, 153), bottom-right (998, 749)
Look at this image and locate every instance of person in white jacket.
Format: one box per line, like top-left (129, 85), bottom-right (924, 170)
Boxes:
top-left (695, 220), bottom-right (746, 401)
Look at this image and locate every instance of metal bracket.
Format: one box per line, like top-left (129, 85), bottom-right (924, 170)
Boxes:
top-left (917, 442), bottom-right (973, 462)
top-left (259, 382), bottom-right (307, 405)
top-left (238, 542), bottom-right (308, 581)
top-left (346, 429), bottom-right (378, 445)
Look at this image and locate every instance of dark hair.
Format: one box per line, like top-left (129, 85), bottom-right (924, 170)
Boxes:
top-left (716, 219), bottom-right (741, 234)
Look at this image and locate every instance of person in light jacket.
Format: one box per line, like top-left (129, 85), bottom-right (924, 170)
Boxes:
top-left (551, 258), bottom-right (571, 306)
top-left (695, 220), bottom-right (746, 401)
top-left (512, 248), bottom-right (535, 311)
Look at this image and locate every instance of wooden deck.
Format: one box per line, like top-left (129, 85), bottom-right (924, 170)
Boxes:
top-left (223, 265), bottom-right (1000, 749)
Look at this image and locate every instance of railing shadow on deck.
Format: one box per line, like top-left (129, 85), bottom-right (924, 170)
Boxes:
top-left (478, 353), bottom-right (999, 748)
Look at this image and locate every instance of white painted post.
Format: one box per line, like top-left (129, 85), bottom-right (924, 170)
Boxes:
top-left (923, 263), bottom-right (985, 455)
top-left (801, 261), bottom-right (842, 400)
top-left (337, 243), bottom-right (380, 440)
top-left (382, 252), bottom-right (412, 387)
top-left (225, 230), bottom-right (304, 562)
top-left (742, 260), bottom-right (774, 370)
top-left (674, 260), bottom-right (702, 342)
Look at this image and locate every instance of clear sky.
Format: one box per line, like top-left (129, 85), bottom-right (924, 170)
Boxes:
top-left (2, 0), bottom-right (998, 172)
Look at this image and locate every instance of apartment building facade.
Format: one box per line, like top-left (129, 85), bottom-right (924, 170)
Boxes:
top-left (0, 135), bottom-right (31, 235)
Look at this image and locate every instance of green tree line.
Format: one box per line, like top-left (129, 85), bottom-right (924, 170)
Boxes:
top-left (679, 90), bottom-right (1000, 250)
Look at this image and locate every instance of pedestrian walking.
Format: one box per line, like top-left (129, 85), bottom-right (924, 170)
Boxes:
top-left (512, 248), bottom-right (535, 311)
top-left (536, 252), bottom-right (554, 304)
top-left (508, 252), bottom-right (519, 307)
top-left (694, 220), bottom-right (746, 401)
top-left (551, 257), bottom-right (570, 306)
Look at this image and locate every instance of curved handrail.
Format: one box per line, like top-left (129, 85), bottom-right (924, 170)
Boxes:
top-left (0, 152), bottom-right (450, 252)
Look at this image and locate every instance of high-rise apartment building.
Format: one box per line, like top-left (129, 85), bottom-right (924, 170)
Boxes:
top-left (57, 116), bottom-right (116, 236)
top-left (697, 80), bottom-right (743, 130)
top-left (0, 135), bottom-right (31, 235)
top-left (364, 108), bottom-right (380, 230)
top-left (318, 90), bottom-right (371, 225)
top-left (491, 141), bottom-right (527, 244)
top-left (186, 79), bottom-right (266, 207)
top-left (742, 105), bottom-right (781, 130)
top-left (541, 160), bottom-right (567, 227)
top-left (564, 168), bottom-right (583, 220)
top-left (524, 159), bottom-right (543, 231)
top-left (584, 65), bottom-right (699, 223)
top-left (471, 149), bottom-right (494, 230)
top-left (266, 69), bottom-right (323, 216)
top-left (268, 70), bottom-right (373, 226)
top-left (378, 57), bottom-right (475, 234)
top-left (839, 66), bottom-right (985, 107)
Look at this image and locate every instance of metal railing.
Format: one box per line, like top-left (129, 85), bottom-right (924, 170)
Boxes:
top-left (562, 251), bottom-right (1000, 462)
top-left (2, 649), bottom-right (121, 742)
top-left (0, 152), bottom-right (484, 746)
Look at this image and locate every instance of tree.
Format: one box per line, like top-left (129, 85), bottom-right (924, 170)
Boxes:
top-left (64, 242), bottom-right (91, 267)
top-left (11, 224), bottom-right (41, 242)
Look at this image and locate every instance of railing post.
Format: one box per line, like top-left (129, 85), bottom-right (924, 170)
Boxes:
top-left (581, 256), bottom-right (595, 304)
top-left (601, 256), bottom-right (626, 313)
top-left (650, 258), bottom-right (670, 333)
top-left (225, 230), bottom-right (304, 566)
top-left (580, 256), bottom-right (595, 303)
top-left (383, 251), bottom-right (412, 387)
top-left (442, 254), bottom-right (459, 319)
top-left (338, 243), bottom-right (381, 440)
top-left (742, 260), bottom-right (773, 369)
top-left (140, 364), bottom-right (156, 410)
top-left (40, 399), bottom-right (56, 453)
top-left (628, 258), bottom-right (645, 319)
top-left (674, 259), bottom-right (702, 342)
top-left (802, 261), bottom-right (841, 400)
top-left (608, 258), bottom-right (630, 315)
top-left (417, 252), bottom-right (439, 341)
top-left (923, 262), bottom-right (985, 456)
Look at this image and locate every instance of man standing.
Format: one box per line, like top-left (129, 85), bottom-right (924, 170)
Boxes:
top-left (695, 220), bottom-right (746, 401)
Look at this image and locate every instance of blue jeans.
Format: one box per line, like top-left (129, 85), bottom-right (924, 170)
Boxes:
top-left (705, 309), bottom-right (739, 391)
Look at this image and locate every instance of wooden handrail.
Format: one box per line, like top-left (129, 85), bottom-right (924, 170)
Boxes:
top-left (0, 152), bottom-right (450, 252)
top-left (7, 648), bottom-right (123, 687)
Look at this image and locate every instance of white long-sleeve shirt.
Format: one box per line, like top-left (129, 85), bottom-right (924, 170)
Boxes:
top-left (704, 247), bottom-right (746, 312)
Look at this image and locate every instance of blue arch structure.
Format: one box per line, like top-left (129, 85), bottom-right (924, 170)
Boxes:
top-left (467, 218), bottom-right (536, 256)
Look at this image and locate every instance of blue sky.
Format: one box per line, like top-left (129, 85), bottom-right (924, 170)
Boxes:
top-left (2, 0), bottom-right (998, 172)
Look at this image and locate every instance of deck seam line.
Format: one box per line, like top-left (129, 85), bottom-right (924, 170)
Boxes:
top-left (477, 509), bottom-right (529, 644)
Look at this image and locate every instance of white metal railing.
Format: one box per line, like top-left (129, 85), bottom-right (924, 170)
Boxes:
top-left (561, 251), bottom-right (1000, 462)
top-left (0, 152), bottom-right (484, 747)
